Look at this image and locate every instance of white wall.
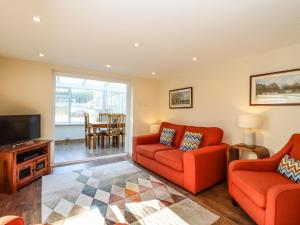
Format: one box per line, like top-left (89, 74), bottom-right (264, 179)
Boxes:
top-left (159, 44), bottom-right (300, 155)
top-left (55, 125), bottom-right (84, 141)
top-left (0, 57), bottom-right (161, 154)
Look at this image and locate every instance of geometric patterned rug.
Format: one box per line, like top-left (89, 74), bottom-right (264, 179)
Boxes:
top-left (42, 161), bottom-right (219, 225)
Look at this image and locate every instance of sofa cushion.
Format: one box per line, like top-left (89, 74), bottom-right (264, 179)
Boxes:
top-left (278, 154), bottom-right (300, 183)
top-left (231, 170), bottom-right (293, 208)
top-left (160, 128), bottom-right (176, 146)
top-left (137, 144), bottom-right (175, 159)
top-left (155, 149), bottom-right (184, 172)
top-left (180, 131), bottom-right (203, 151)
top-left (185, 126), bottom-right (223, 147)
top-left (159, 122), bottom-right (186, 147)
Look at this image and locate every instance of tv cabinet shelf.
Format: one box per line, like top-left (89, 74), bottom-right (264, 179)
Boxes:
top-left (0, 140), bottom-right (52, 193)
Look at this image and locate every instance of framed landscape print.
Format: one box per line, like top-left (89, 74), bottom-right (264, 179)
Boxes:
top-left (169, 87), bottom-right (193, 109)
top-left (250, 68), bottom-right (300, 106)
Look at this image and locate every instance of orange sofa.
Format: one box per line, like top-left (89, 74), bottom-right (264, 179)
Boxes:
top-left (132, 122), bottom-right (228, 194)
top-left (228, 134), bottom-right (300, 225)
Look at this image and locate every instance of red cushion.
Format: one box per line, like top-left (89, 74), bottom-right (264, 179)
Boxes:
top-left (289, 140), bottom-right (300, 160)
top-left (159, 122), bottom-right (186, 147)
top-left (137, 144), bottom-right (175, 159)
top-left (155, 149), bottom-right (184, 172)
top-left (231, 170), bottom-right (293, 208)
top-left (184, 126), bottom-right (223, 147)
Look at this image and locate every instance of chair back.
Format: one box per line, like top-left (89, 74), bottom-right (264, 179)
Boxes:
top-left (99, 113), bottom-right (110, 130)
top-left (84, 112), bottom-right (90, 131)
top-left (108, 114), bottom-right (121, 135)
top-left (119, 114), bottom-right (126, 134)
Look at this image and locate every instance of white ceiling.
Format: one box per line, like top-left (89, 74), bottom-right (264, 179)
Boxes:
top-left (0, 0), bottom-right (300, 78)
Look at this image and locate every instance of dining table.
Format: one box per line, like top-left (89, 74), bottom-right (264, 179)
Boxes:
top-left (88, 122), bottom-right (125, 149)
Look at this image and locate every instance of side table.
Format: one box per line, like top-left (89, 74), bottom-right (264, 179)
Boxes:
top-left (227, 144), bottom-right (270, 165)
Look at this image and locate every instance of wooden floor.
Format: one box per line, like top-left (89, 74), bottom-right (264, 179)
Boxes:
top-left (54, 139), bottom-right (125, 164)
top-left (0, 157), bottom-right (255, 225)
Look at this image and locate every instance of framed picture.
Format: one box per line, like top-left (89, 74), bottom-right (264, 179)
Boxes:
top-left (169, 87), bottom-right (193, 109)
top-left (250, 68), bottom-right (300, 106)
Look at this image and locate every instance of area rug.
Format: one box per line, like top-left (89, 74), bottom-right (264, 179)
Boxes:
top-left (42, 161), bottom-right (219, 225)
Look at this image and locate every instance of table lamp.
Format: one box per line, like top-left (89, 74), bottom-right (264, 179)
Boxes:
top-left (238, 114), bottom-right (262, 147)
top-left (149, 124), bottom-right (160, 134)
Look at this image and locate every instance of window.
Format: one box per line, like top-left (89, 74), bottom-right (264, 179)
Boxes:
top-left (55, 76), bottom-right (127, 124)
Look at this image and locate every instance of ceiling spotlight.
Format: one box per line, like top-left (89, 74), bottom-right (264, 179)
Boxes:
top-left (33, 16), bottom-right (41, 22)
top-left (39, 53), bottom-right (44, 57)
top-left (106, 64), bottom-right (111, 68)
top-left (192, 57), bottom-right (197, 61)
top-left (134, 43), bottom-right (140, 47)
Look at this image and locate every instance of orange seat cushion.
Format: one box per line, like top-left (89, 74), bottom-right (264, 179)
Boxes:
top-left (155, 149), bottom-right (184, 172)
top-left (231, 170), bottom-right (293, 208)
top-left (137, 144), bottom-right (175, 159)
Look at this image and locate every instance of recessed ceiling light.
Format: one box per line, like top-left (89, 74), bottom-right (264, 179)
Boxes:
top-left (192, 57), bottom-right (197, 61)
top-left (134, 43), bottom-right (140, 47)
top-left (33, 16), bottom-right (41, 22)
top-left (152, 72), bottom-right (156, 75)
top-left (39, 53), bottom-right (44, 57)
top-left (106, 64), bottom-right (111, 68)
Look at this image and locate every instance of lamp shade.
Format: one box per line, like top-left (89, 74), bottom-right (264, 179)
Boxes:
top-left (149, 124), bottom-right (160, 134)
top-left (238, 114), bottom-right (261, 129)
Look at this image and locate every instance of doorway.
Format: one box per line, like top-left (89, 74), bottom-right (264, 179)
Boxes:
top-left (53, 74), bottom-right (128, 165)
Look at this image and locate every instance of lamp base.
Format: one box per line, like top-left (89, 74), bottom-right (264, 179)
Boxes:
top-left (243, 129), bottom-right (255, 146)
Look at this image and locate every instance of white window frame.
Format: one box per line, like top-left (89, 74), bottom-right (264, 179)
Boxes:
top-left (55, 76), bottom-right (127, 125)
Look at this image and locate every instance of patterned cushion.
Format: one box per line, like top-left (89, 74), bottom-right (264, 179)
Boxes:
top-left (180, 131), bottom-right (203, 151)
top-left (278, 154), bottom-right (300, 183)
top-left (160, 128), bottom-right (176, 146)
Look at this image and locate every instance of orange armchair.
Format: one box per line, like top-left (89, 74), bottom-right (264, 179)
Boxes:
top-left (0, 216), bottom-right (24, 225)
top-left (228, 134), bottom-right (300, 225)
top-left (0, 216), bottom-right (45, 225)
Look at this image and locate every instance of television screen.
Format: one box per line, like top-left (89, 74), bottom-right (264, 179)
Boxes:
top-left (0, 114), bottom-right (41, 147)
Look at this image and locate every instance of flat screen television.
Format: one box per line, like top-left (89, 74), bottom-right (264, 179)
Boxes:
top-left (0, 114), bottom-right (41, 147)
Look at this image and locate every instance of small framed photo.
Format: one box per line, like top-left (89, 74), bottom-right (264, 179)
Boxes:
top-left (250, 68), bottom-right (300, 106)
top-left (169, 87), bottom-right (193, 109)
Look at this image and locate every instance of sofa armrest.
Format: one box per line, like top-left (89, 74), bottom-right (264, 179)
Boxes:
top-left (265, 184), bottom-right (300, 225)
top-left (132, 133), bottom-right (160, 161)
top-left (133, 133), bottom-right (160, 145)
top-left (0, 216), bottom-right (24, 225)
top-left (228, 157), bottom-right (279, 173)
top-left (183, 143), bottom-right (228, 194)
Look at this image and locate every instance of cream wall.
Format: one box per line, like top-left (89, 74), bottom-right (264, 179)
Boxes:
top-left (0, 57), bottom-right (160, 143)
top-left (159, 44), bottom-right (300, 155)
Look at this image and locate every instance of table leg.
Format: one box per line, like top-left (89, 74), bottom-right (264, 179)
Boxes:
top-left (93, 127), bottom-right (97, 149)
top-left (227, 147), bottom-right (239, 165)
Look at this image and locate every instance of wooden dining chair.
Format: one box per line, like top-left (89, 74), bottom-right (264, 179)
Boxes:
top-left (118, 113), bottom-right (126, 145)
top-left (84, 112), bottom-right (93, 148)
top-left (108, 114), bottom-right (122, 147)
top-left (98, 113), bottom-right (110, 147)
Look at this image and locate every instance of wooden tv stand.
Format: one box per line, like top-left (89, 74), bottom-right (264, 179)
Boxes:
top-left (0, 140), bottom-right (52, 193)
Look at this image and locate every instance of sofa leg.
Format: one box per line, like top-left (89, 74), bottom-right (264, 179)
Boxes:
top-left (231, 197), bottom-right (238, 207)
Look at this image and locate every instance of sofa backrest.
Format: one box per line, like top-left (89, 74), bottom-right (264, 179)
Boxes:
top-left (184, 126), bottom-right (224, 147)
top-left (289, 134), bottom-right (300, 160)
top-left (159, 122), bottom-right (224, 148)
top-left (159, 122), bottom-right (186, 147)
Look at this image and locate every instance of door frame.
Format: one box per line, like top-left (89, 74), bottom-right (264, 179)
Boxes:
top-left (51, 71), bottom-right (133, 166)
